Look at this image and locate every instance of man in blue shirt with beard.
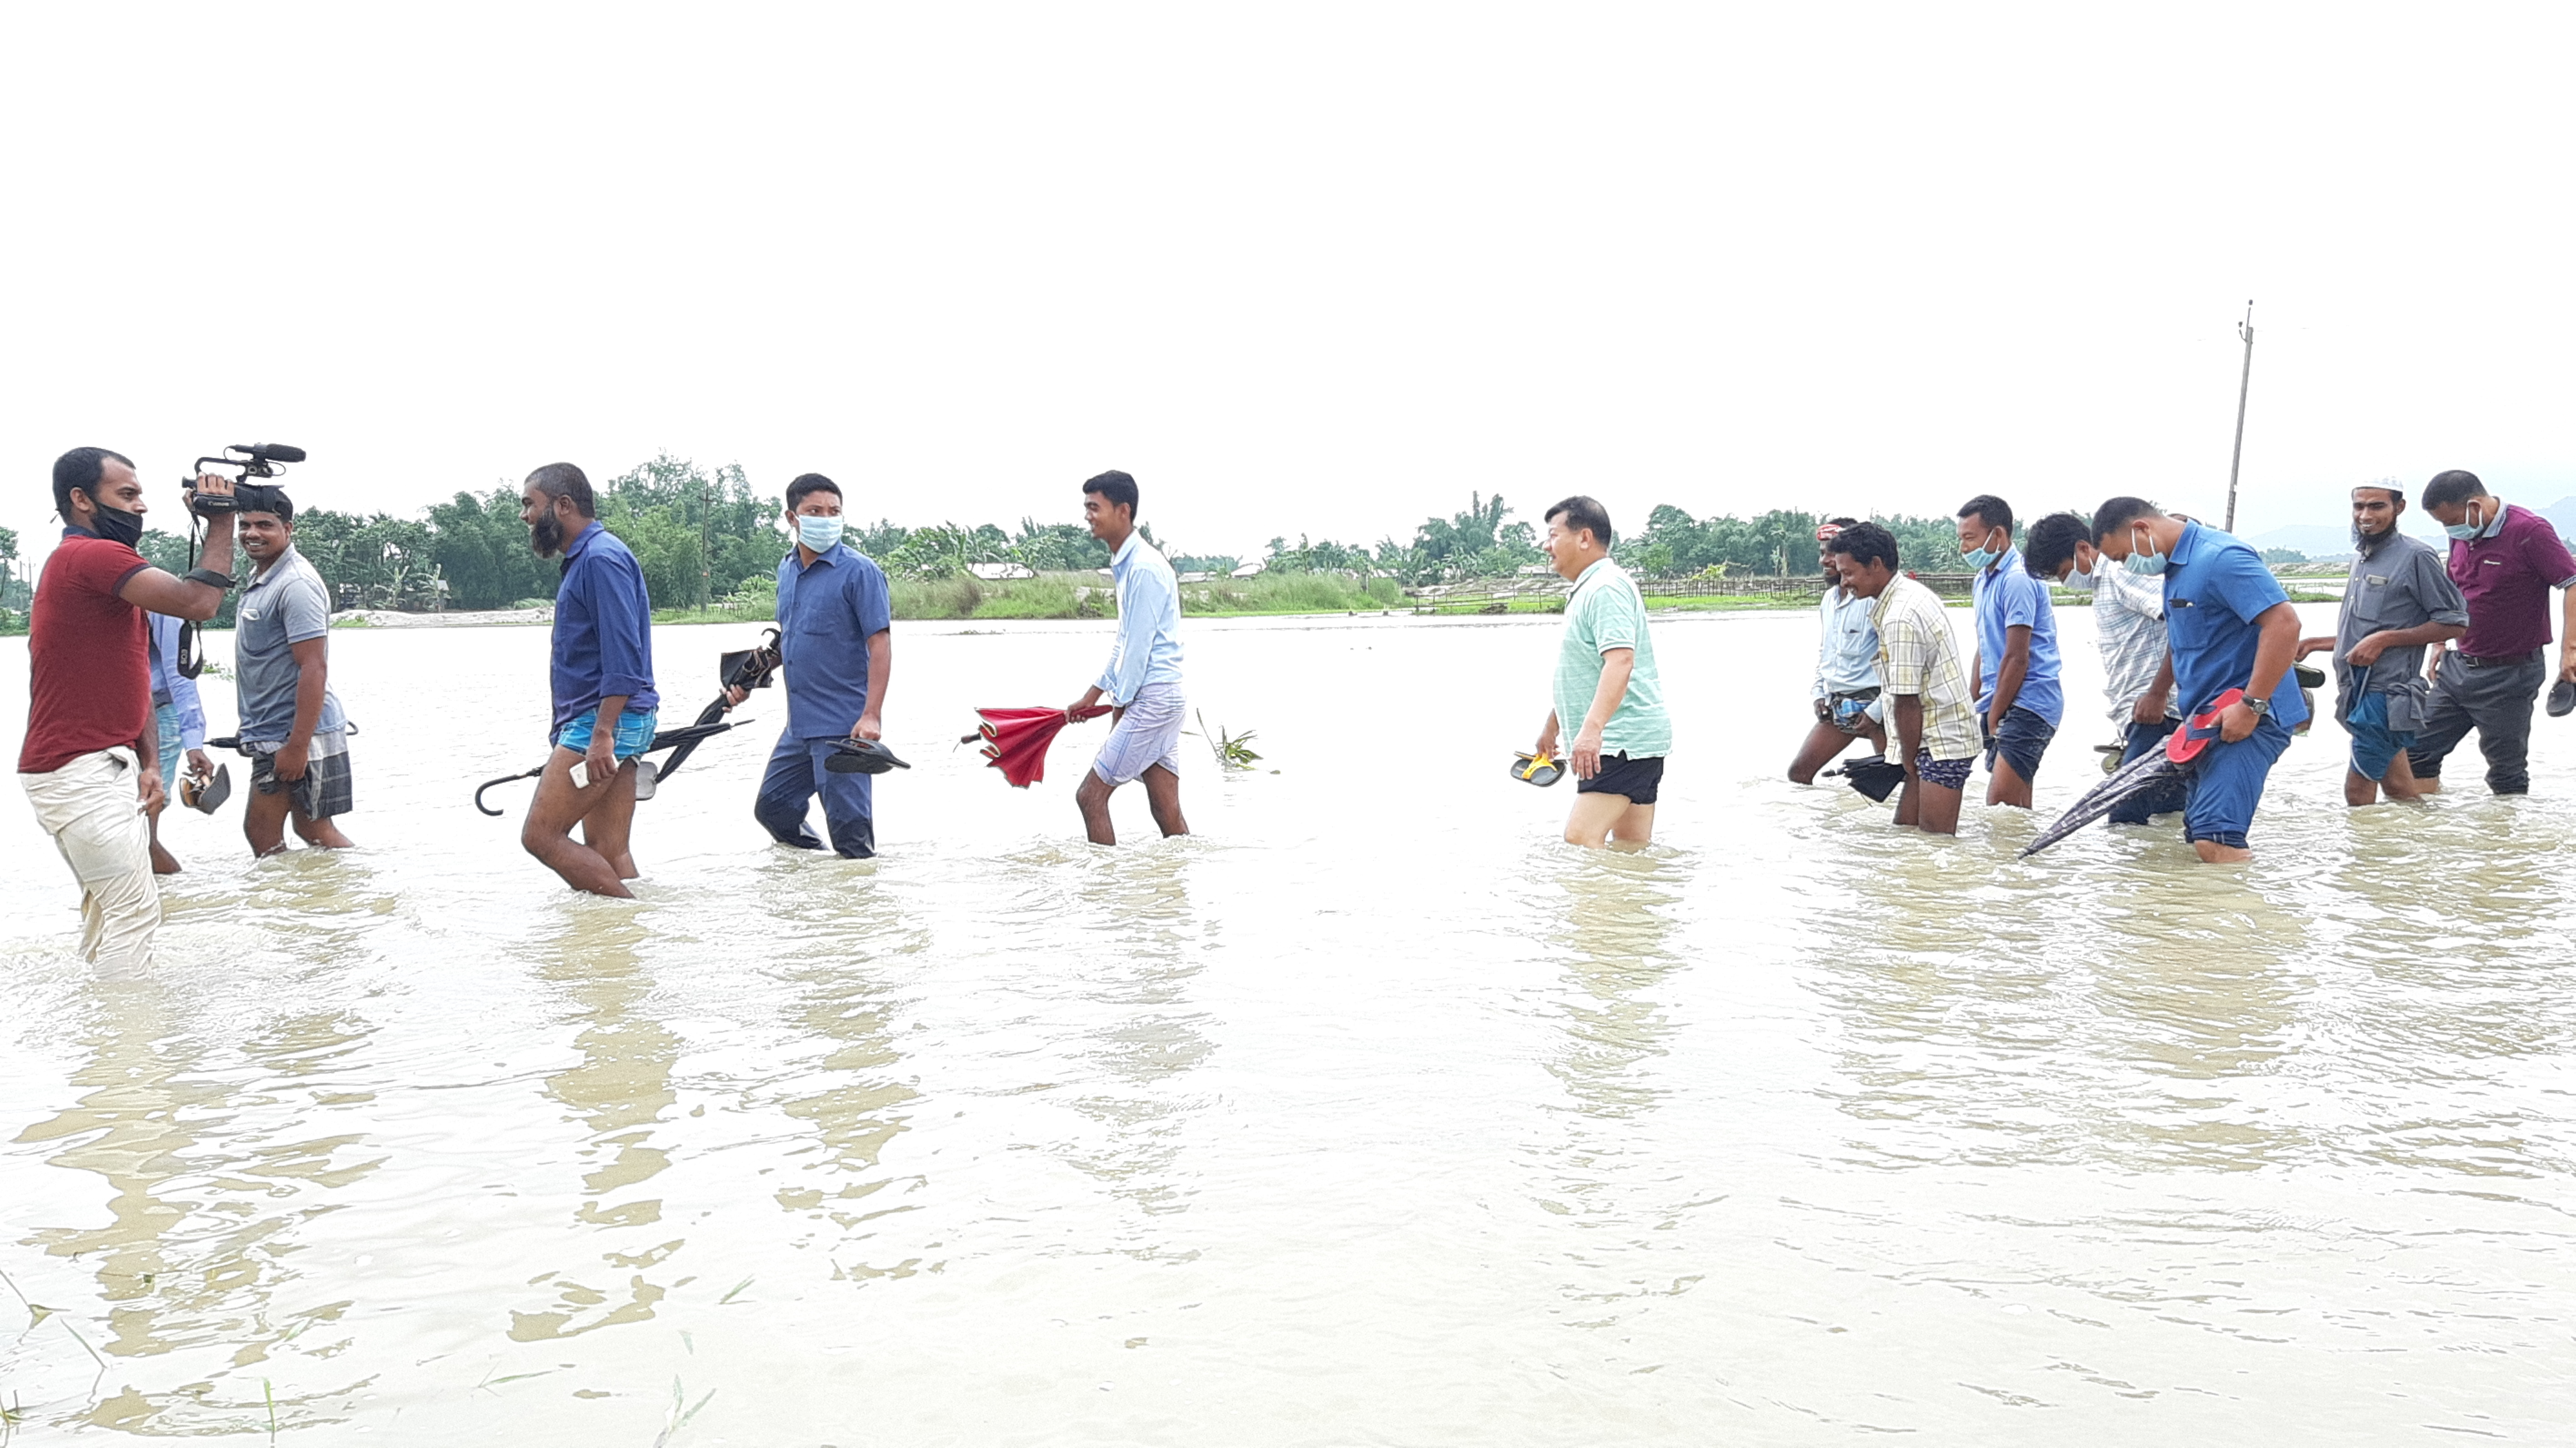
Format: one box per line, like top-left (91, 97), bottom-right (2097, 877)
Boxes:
top-left (745, 473), bottom-right (895, 858)
top-left (518, 462), bottom-right (660, 897)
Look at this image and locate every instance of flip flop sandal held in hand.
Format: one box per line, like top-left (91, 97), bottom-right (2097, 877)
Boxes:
top-left (182, 762), bottom-right (232, 814)
top-left (825, 738), bottom-right (912, 775)
top-left (1509, 752), bottom-right (1565, 787)
top-left (2550, 679), bottom-right (2576, 719)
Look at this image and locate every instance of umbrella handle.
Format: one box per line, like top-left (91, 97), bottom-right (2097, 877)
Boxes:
top-left (474, 766), bottom-right (544, 817)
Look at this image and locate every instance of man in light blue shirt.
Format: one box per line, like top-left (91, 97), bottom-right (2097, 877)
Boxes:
top-left (144, 610), bottom-right (211, 874)
top-left (1957, 494), bottom-right (2063, 808)
top-left (1063, 470), bottom-right (1187, 845)
top-left (1791, 517), bottom-right (1888, 784)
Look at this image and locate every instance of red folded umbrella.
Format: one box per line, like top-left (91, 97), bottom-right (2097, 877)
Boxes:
top-left (963, 705), bottom-right (1112, 788)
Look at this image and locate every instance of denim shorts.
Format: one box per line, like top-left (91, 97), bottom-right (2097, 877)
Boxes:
top-left (554, 707), bottom-right (660, 761)
top-left (155, 703), bottom-right (185, 791)
top-left (2341, 691), bottom-right (2413, 782)
top-left (1983, 705), bottom-right (2058, 782)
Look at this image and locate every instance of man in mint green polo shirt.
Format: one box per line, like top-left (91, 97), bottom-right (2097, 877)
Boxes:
top-left (1531, 495), bottom-right (1671, 848)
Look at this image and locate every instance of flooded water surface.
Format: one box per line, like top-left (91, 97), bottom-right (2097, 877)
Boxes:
top-left (4, 606), bottom-right (2573, 1443)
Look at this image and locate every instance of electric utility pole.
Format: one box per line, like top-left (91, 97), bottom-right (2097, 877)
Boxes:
top-left (698, 474), bottom-right (712, 611)
top-left (2224, 299), bottom-right (2255, 534)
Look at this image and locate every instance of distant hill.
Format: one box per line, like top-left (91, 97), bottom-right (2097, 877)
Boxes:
top-left (2242, 523), bottom-right (2417, 561)
top-left (2248, 497), bottom-right (2576, 562)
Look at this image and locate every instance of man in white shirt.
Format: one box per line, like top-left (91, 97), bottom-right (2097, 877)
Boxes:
top-left (1062, 470), bottom-right (1187, 845)
top-left (2023, 511), bottom-right (2184, 825)
top-left (1791, 517), bottom-right (1888, 783)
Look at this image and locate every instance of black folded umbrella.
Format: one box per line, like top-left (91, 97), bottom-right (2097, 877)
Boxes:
top-left (2023, 689), bottom-right (2239, 858)
top-left (473, 630), bottom-right (786, 814)
top-left (657, 627), bottom-right (783, 784)
top-left (1823, 754), bottom-right (1906, 804)
top-left (473, 716), bottom-right (748, 816)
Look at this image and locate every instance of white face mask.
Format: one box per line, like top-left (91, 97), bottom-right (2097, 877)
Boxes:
top-left (2062, 556), bottom-right (2099, 591)
top-left (797, 514), bottom-right (845, 552)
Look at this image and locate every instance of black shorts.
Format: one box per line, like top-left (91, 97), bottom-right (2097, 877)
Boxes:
top-left (1576, 752), bottom-right (1664, 804)
top-left (1983, 704), bottom-right (2058, 782)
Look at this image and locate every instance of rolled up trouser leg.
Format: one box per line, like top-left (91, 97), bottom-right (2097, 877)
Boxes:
top-left (20, 747), bottom-right (161, 976)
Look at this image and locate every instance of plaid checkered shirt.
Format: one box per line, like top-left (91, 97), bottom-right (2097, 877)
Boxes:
top-left (1871, 574), bottom-right (1984, 762)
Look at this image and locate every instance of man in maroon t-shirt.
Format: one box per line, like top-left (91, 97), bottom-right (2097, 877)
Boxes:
top-left (19, 447), bottom-right (237, 974)
top-left (2405, 469), bottom-right (2576, 796)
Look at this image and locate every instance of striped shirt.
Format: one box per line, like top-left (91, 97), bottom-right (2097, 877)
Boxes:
top-left (2090, 563), bottom-right (2174, 727)
top-left (1871, 574), bottom-right (1982, 761)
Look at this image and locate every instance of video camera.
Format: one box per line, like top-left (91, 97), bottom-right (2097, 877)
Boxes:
top-left (185, 442), bottom-right (305, 517)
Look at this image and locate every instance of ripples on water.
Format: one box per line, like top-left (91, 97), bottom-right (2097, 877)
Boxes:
top-left (3, 607), bottom-right (2571, 1443)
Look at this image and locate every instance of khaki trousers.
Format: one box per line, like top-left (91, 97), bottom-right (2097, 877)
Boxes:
top-left (19, 746), bottom-right (161, 976)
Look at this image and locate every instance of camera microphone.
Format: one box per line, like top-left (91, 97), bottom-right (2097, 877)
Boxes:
top-left (233, 443), bottom-right (307, 463)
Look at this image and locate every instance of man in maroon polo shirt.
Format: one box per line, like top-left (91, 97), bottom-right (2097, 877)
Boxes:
top-left (19, 448), bottom-right (237, 974)
top-left (2405, 469), bottom-right (2576, 796)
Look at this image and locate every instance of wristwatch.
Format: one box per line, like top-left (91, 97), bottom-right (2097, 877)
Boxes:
top-left (2243, 694), bottom-right (2271, 717)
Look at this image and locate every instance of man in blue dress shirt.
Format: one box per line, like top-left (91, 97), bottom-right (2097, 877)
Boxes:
top-left (2091, 496), bottom-right (2305, 863)
top-left (518, 463), bottom-right (660, 896)
top-left (1062, 470), bottom-right (1188, 845)
top-left (746, 473), bottom-right (894, 858)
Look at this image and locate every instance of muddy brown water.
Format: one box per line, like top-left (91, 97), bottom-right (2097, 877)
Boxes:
top-left (4, 607), bottom-right (2571, 1443)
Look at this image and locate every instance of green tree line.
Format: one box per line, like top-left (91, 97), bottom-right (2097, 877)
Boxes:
top-left (24, 458), bottom-right (1985, 635)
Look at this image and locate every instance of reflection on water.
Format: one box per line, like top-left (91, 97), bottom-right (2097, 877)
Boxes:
top-left (765, 863), bottom-right (926, 1284)
top-left (1521, 851), bottom-right (1714, 1347)
top-left (1538, 852), bottom-right (1682, 1123)
top-left (512, 912), bottom-right (682, 1341)
top-left (4, 611), bottom-right (2575, 1441)
top-left (16, 976), bottom-right (379, 1434)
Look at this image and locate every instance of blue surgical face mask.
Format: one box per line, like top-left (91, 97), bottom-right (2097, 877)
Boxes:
top-left (1960, 527), bottom-right (2005, 571)
top-left (2122, 526), bottom-right (2168, 576)
top-left (2442, 501), bottom-right (2502, 541)
top-left (798, 514), bottom-right (844, 552)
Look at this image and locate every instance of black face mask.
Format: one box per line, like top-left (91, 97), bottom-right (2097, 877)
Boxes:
top-left (87, 503), bottom-right (145, 549)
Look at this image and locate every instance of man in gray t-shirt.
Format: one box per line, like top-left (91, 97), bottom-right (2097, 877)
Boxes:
top-left (234, 493), bottom-right (357, 855)
top-left (2296, 484), bottom-right (2466, 806)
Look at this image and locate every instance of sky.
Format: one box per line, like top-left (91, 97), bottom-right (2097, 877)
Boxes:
top-left (6, 2), bottom-right (2574, 576)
